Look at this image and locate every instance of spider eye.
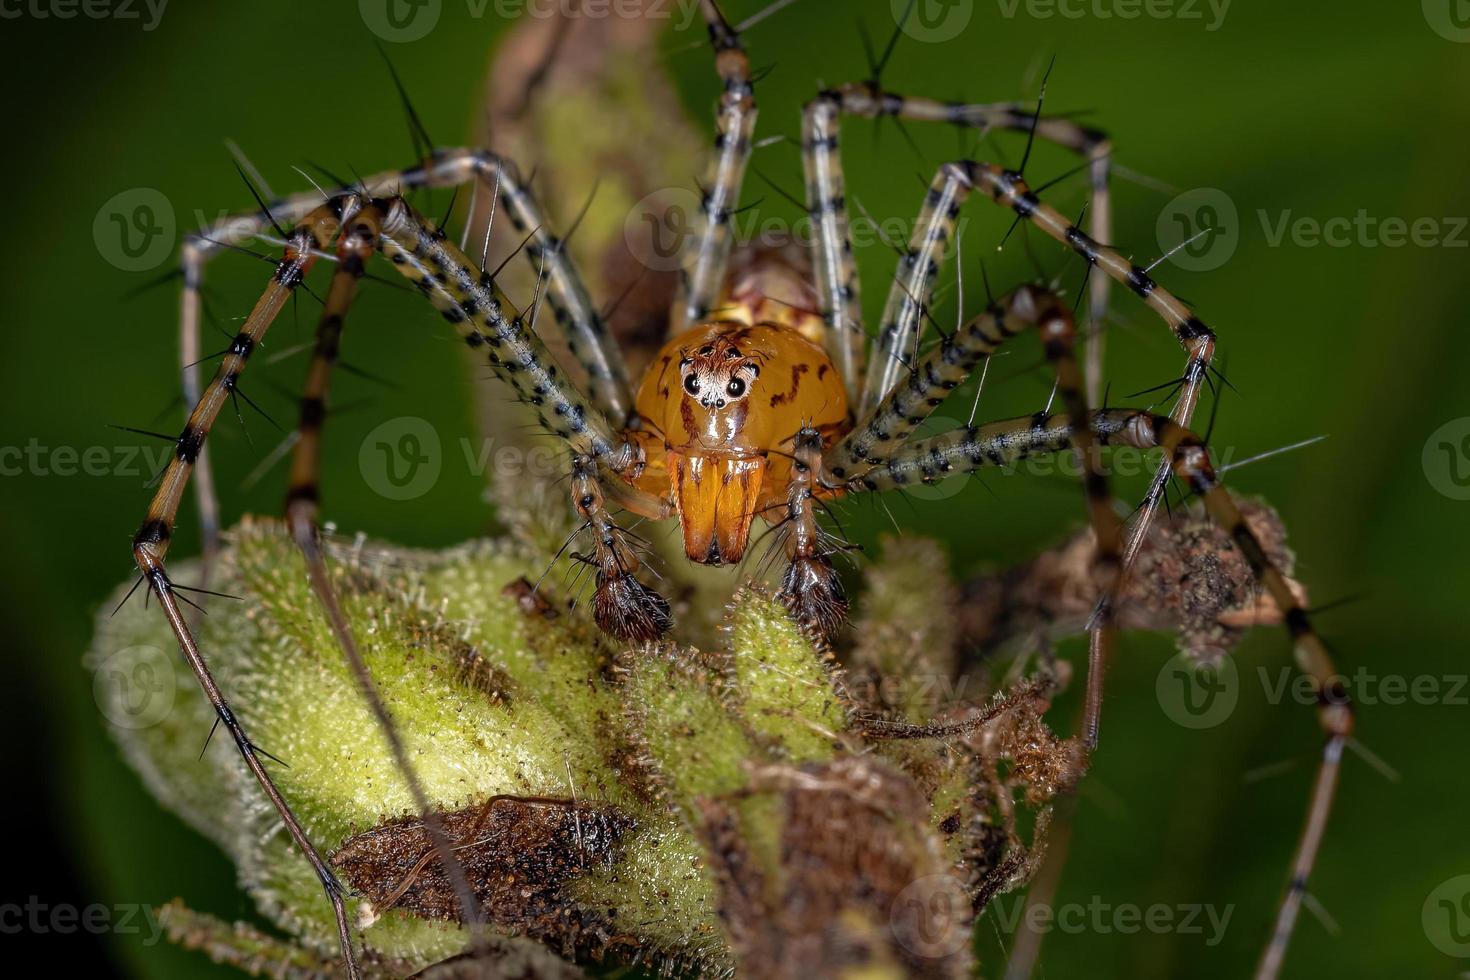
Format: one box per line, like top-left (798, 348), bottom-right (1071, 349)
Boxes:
top-left (683, 374), bottom-right (701, 396)
top-left (725, 378), bottom-right (746, 399)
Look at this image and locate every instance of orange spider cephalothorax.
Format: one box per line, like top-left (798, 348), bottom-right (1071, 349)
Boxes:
top-left (629, 249), bottom-right (850, 565)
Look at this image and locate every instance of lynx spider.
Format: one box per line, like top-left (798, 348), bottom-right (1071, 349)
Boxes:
top-left (124, 3), bottom-right (1353, 976)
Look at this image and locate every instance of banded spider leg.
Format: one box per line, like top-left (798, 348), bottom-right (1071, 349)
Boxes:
top-left (141, 176), bottom-right (666, 973)
top-left (135, 199), bottom-right (363, 976)
top-left (281, 200), bottom-right (493, 947)
top-left (797, 79), bottom-right (1210, 744)
top-left (147, 9), bottom-right (751, 966)
top-left (800, 82), bottom-right (1113, 408)
top-left (779, 281), bottom-right (1122, 645)
top-left (274, 150), bottom-right (653, 642)
top-left (832, 405), bottom-right (1350, 980)
top-left (805, 146), bottom-right (1216, 740)
top-left (179, 148), bottom-right (640, 568)
top-left (368, 198), bottom-right (668, 639)
top-left (675, 0), bottom-right (758, 332)
top-left (682, 32), bottom-right (1325, 970)
top-left (806, 155), bottom-right (1346, 978)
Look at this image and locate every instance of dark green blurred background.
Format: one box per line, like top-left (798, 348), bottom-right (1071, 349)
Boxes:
top-left (1, 0), bottom-right (1466, 976)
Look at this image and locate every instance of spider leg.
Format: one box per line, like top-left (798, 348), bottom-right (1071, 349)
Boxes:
top-left (775, 426), bottom-right (848, 640)
top-left (818, 282), bottom-right (1124, 695)
top-left (960, 162), bottom-right (1217, 593)
top-left (823, 284), bottom-right (1080, 482)
top-left (801, 84), bottom-right (1112, 407)
top-left (370, 197), bottom-right (670, 639)
top-left (179, 148), bottom-right (637, 560)
top-left (598, 464), bottom-right (676, 522)
top-left (177, 154), bottom-right (471, 571)
top-left (374, 195), bottom-right (639, 471)
top-left (178, 241), bottom-right (220, 580)
top-left (281, 203), bottom-right (488, 942)
top-left (571, 455), bottom-right (671, 642)
top-left (281, 218), bottom-right (367, 529)
top-left (140, 185), bottom-right (658, 976)
top-left (862, 162), bottom-right (973, 418)
top-left (841, 408), bottom-right (1351, 980)
top-left (826, 157), bottom-right (1215, 695)
top-left (133, 199), bottom-right (361, 980)
top-left (675, 0), bottom-right (757, 330)
top-left (487, 152), bottom-right (636, 424)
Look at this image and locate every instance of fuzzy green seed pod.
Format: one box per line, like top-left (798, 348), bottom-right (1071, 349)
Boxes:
top-left (91, 521), bottom-right (1069, 978)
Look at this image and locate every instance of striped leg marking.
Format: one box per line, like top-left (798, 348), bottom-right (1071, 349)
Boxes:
top-left (676, 0), bottom-right (758, 330)
top-left (179, 147), bottom-right (637, 555)
top-left (863, 162), bottom-right (973, 417)
top-left (485, 153), bottom-right (636, 424)
top-left (822, 282), bottom-right (1124, 738)
top-left (281, 203), bottom-right (492, 940)
top-left (571, 455), bottom-right (671, 642)
top-left (370, 198), bottom-right (670, 639)
top-left (134, 200), bottom-right (362, 980)
top-left (844, 407), bottom-right (1351, 980)
top-left (800, 83), bottom-right (1113, 407)
top-left (777, 427), bottom-right (847, 641)
top-left (825, 284), bottom-right (1081, 481)
top-left (282, 209), bottom-right (373, 532)
top-left (959, 161), bottom-right (1218, 592)
top-left (177, 154), bottom-right (477, 566)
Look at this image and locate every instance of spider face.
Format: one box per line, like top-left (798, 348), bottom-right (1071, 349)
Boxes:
top-left (678, 335), bottom-right (760, 411)
top-left (632, 316), bottom-right (848, 566)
